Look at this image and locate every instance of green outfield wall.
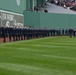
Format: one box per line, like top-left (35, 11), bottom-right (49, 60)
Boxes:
top-left (37, 0), bottom-right (46, 6)
top-left (0, 0), bottom-right (25, 14)
top-left (24, 11), bottom-right (40, 28)
top-left (0, 10), bottom-right (24, 27)
top-left (0, 0), bottom-right (46, 14)
top-left (26, 0), bottom-right (46, 11)
top-left (24, 11), bottom-right (76, 29)
top-left (0, 0), bottom-right (46, 27)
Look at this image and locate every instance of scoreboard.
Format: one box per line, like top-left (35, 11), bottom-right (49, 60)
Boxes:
top-left (0, 10), bottom-right (24, 27)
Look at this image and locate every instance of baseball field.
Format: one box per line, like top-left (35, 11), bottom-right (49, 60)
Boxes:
top-left (0, 36), bottom-right (76, 75)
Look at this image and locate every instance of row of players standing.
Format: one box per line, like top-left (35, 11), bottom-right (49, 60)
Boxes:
top-left (0, 27), bottom-right (75, 43)
top-left (0, 27), bottom-right (51, 42)
top-left (68, 29), bottom-right (76, 38)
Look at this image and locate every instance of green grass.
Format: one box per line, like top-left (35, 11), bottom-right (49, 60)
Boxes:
top-left (0, 36), bottom-right (76, 75)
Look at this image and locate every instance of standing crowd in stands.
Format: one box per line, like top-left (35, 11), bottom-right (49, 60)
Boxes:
top-left (48, 0), bottom-right (76, 11)
top-left (0, 26), bottom-right (76, 43)
top-left (34, 0), bottom-right (76, 12)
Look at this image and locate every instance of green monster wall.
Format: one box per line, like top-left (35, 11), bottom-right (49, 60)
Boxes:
top-left (0, 0), bottom-right (25, 14)
top-left (24, 11), bottom-right (40, 27)
top-left (26, 0), bottom-right (46, 11)
top-left (24, 11), bottom-right (76, 29)
top-left (37, 0), bottom-right (46, 6)
top-left (0, 0), bottom-right (46, 13)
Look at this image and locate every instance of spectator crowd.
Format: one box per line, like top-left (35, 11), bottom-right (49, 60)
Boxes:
top-left (50, 0), bottom-right (76, 11)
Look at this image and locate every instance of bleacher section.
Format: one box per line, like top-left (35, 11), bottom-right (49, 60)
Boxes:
top-left (36, 2), bottom-right (76, 14)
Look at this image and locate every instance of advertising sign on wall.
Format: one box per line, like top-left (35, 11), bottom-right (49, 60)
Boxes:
top-left (0, 10), bottom-right (24, 27)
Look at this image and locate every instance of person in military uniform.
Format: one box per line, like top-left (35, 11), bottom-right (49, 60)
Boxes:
top-left (0, 27), bottom-right (3, 38)
top-left (73, 29), bottom-right (76, 37)
top-left (8, 27), bottom-right (13, 42)
top-left (2, 27), bottom-right (8, 42)
top-left (68, 29), bottom-right (74, 38)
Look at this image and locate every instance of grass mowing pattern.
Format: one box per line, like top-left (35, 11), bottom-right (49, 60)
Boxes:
top-left (0, 36), bottom-right (76, 75)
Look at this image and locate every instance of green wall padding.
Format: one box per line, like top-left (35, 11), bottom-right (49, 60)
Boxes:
top-left (24, 11), bottom-right (76, 29)
top-left (24, 11), bottom-right (40, 27)
top-left (0, 0), bottom-right (25, 14)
